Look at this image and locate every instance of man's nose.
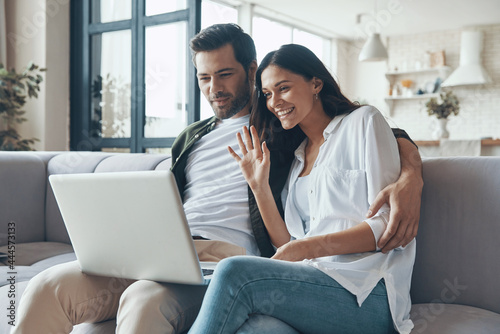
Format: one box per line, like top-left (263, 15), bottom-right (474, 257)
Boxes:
top-left (210, 78), bottom-right (223, 96)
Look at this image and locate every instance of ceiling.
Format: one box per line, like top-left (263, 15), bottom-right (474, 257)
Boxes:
top-left (245, 0), bottom-right (500, 39)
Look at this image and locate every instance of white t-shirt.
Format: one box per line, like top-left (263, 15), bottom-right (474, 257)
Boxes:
top-left (183, 114), bottom-right (260, 256)
top-left (282, 106), bottom-right (415, 333)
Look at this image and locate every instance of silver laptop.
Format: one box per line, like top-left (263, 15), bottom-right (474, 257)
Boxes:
top-left (49, 170), bottom-right (216, 285)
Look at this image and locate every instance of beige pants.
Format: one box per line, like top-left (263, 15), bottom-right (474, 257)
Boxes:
top-left (12, 240), bottom-right (245, 334)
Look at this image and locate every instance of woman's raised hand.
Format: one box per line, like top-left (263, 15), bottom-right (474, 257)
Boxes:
top-left (228, 125), bottom-right (270, 193)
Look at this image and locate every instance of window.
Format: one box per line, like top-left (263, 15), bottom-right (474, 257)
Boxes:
top-left (70, 0), bottom-right (201, 152)
top-left (252, 16), bottom-right (331, 69)
top-left (70, 0), bottom-right (331, 153)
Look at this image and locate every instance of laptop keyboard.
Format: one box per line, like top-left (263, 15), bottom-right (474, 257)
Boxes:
top-left (202, 268), bottom-right (214, 277)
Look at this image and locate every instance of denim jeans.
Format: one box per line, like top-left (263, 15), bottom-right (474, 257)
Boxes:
top-left (189, 256), bottom-right (395, 334)
top-left (236, 314), bottom-right (299, 334)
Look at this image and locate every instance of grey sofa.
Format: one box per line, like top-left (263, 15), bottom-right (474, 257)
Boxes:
top-left (1, 151), bottom-right (499, 333)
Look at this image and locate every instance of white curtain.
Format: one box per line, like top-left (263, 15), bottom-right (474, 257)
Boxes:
top-left (0, 0), bottom-right (6, 66)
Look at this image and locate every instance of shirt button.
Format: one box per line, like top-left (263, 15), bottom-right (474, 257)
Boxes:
top-left (309, 189), bottom-right (313, 194)
top-left (312, 217), bottom-right (316, 221)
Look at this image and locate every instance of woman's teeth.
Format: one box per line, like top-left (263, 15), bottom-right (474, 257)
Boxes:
top-left (277, 107), bottom-right (294, 116)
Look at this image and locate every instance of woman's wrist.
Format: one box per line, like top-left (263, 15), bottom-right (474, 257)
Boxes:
top-left (300, 235), bottom-right (336, 259)
top-left (249, 183), bottom-right (272, 197)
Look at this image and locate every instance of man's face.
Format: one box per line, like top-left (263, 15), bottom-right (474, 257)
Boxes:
top-left (195, 44), bottom-right (256, 119)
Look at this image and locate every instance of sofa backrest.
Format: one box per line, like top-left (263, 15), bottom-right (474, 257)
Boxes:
top-left (411, 157), bottom-right (500, 314)
top-left (0, 152), bottom-right (60, 246)
top-left (44, 152), bottom-right (171, 244)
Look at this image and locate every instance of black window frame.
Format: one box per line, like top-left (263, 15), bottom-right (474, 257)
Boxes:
top-left (70, 0), bottom-right (201, 152)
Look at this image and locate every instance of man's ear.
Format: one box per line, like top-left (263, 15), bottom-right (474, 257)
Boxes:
top-left (248, 60), bottom-right (258, 82)
top-left (312, 77), bottom-right (324, 94)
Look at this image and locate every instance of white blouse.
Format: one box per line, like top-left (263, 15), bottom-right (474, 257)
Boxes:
top-left (282, 106), bottom-right (416, 333)
top-left (291, 175), bottom-right (311, 234)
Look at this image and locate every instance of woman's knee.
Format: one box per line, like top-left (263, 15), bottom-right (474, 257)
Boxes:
top-left (215, 256), bottom-right (259, 280)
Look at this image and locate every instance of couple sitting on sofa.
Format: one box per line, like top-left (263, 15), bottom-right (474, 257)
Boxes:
top-left (13, 24), bottom-right (422, 334)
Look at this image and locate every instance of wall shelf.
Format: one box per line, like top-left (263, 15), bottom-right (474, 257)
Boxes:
top-left (385, 66), bottom-right (451, 84)
top-left (385, 93), bottom-right (439, 101)
top-left (385, 66), bottom-right (451, 114)
top-left (384, 94), bottom-right (439, 114)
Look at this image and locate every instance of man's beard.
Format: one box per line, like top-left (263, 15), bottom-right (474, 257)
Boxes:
top-left (210, 79), bottom-right (251, 120)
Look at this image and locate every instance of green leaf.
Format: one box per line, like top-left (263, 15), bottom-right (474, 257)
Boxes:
top-left (0, 61), bottom-right (44, 151)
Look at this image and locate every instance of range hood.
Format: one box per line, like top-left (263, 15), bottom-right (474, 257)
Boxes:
top-left (441, 30), bottom-right (492, 87)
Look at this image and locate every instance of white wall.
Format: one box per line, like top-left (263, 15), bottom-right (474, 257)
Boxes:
top-left (5, 0), bottom-right (69, 151)
top-left (342, 24), bottom-right (500, 140)
top-left (336, 38), bottom-right (388, 113)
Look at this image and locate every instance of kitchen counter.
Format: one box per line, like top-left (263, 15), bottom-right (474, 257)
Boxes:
top-left (415, 139), bottom-right (500, 157)
top-left (415, 139), bottom-right (500, 146)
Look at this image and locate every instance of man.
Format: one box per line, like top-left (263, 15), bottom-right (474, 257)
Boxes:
top-left (13, 23), bottom-right (422, 334)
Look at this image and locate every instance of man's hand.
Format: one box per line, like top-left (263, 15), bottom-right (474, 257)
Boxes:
top-left (367, 176), bottom-right (422, 253)
top-left (367, 138), bottom-right (423, 253)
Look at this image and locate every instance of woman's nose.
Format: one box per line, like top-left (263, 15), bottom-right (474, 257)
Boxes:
top-left (268, 95), bottom-right (282, 109)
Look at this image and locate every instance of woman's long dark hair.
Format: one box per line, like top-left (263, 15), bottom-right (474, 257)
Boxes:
top-left (250, 44), bottom-right (360, 151)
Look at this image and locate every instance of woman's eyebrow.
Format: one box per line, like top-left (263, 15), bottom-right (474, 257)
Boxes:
top-left (262, 80), bottom-right (291, 91)
top-left (273, 80), bottom-right (291, 87)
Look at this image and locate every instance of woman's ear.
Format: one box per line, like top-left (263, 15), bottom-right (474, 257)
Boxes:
top-left (312, 77), bottom-right (324, 94)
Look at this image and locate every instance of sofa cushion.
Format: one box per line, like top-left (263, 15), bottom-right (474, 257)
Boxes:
top-left (0, 152), bottom-right (49, 245)
top-left (155, 157), bottom-right (172, 170)
top-left (0, 242), bottom-right (73, 266)
top-left (93, 153), bottom-right (171, 172)
top-left (0, 252), bottom-right (77, 289)
top-left (411, 157), bottom-right (500, 314)
top-left (410, 303), bottom-right (500, 333)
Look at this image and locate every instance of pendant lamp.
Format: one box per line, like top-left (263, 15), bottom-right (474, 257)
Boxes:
top-left (358, 0), bottom-right (388, 62)
top-left (359, 33), bottom-right (388, 62)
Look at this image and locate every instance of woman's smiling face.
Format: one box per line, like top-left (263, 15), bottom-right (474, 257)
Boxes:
top-left (261, 65), bottom-right (321, 130)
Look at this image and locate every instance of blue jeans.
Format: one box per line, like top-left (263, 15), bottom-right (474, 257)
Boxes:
top-left (236, 314), bottom-right (299, 334)
top-left (189, 256), bottom-right (395, 334)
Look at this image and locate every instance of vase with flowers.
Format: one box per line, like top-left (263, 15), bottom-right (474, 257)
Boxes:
top-left (425, 90), bottom-right (460, 139)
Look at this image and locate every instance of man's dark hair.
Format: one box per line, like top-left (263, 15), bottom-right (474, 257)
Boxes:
top-left (190, 23), bottom-right (256, 72)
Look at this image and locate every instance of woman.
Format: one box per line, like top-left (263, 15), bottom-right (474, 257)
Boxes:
top-left (189, 44), bottom-right (416, 334)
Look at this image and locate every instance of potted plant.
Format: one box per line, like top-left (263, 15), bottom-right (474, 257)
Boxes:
top-left (0, 62), bottom-right (45, 151)
top-left (425, 90), bottom-right (460, 139)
